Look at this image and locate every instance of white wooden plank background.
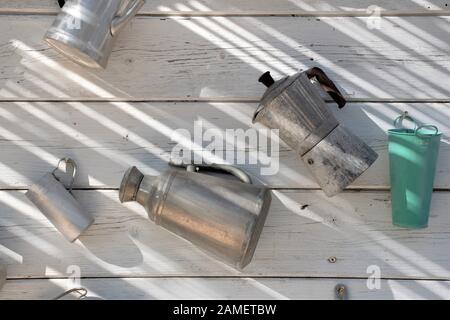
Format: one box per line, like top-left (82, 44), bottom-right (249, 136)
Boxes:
top-left (0, 102), bottom-right (448, 189)
top-left (1, 1), bottom-right (449, 300)
top-left (1, 190), bottom-right (449, 279)
top-left (1, 0), bottom-right (449, 15)
top-left (1, 278), bottom-right (449, 300)
top-left (0, 16), bottom-right (449, 100)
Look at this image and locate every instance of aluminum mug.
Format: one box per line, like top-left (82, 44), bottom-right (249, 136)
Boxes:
top-left (26, 158), bottom-right (94, 242)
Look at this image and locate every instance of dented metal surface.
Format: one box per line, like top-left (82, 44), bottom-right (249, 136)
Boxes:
top-left (119, 162), bottom-right (272, 269)
top-left (255, 67), bottom-right (378, 197)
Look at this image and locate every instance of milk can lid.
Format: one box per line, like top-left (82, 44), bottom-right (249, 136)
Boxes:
top-left (119, 167), bottom-right (144, 203)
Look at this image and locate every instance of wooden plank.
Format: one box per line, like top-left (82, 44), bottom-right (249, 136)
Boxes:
top-left (1, 0), bottom-right (449, 15)
top-left (1, 277), bottom-right (449, 300)
top-left (0, 16), bottom-right (449, 100)
top-left (1, 189), bottom-right (449, 279)
top-left (0, 102), bottom-right (448, 189)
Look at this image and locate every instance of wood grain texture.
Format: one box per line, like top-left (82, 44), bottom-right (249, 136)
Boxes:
top-left (0, 101), bottom-right (448, 189)
top-left (0, 16), bottom-right (449, 100)
top-left (1, 0), bottom-right (449, 15)
top-left (1, 277), bottom-right (449, 300)
top-left (1, 189), bottom-right (449, 279)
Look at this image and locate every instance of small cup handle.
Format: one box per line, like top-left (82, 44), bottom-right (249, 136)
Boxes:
top-left (52, 158), bottom-right (78, 192)
top-left (393, 111), bottom-right (418, 131)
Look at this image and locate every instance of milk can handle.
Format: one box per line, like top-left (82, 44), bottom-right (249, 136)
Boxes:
top-left (169, 162), bottom-right (253, 184)
top-left (52, 158), bottom-right (78, 193)
top-left (111, 0), bottom-right (146, 36)
top-left (305, 67), bottom-right (347, 108)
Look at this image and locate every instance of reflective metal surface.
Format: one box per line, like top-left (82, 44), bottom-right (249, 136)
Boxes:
top-left (120, 163), bottom-right (272, 269)
top-left (26, 159), bottom-right (94, 242)
top-left (255, 68), bottom-right (378, 197)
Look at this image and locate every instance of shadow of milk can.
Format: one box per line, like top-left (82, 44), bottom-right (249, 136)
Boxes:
top-left (254, 67), bottom-right (378, 197)
top-left (388, 112), bottom-right (442, 228)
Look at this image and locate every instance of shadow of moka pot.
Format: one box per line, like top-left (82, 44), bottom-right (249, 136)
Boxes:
top-left (44, 0), bottom-right (145, 69)
top-left (254, 67), bottom-right (378, 197)
top-left (119, 162), bottom-right (272, 269)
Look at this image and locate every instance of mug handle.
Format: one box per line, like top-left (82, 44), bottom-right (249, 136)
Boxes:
top-left (169, 161), bottom-right (253, 184)
top-left (52, 158), bottom-right (78, 193)
top-left (305, 67), bottom-right (347, 109)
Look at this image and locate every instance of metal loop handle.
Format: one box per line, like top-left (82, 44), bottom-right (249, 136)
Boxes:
top-left (415, 125), bottom-right (439, 138)
top-left (53, 287), bottom-right (88, 300)
top-left (394, 111), bottom-right (418, 131)
top-left (169, 161), bottom-right (253, 184)
top-left (52, 158), bottom-right (78, 192)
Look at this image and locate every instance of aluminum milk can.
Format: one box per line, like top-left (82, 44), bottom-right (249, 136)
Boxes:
top-left (44, 0), bottom-right (145, 68)
top-left (119, 162), bottom-right (272, 269)
top-left (255, 67), bottom-right (378, 197)
top-left (26, 158), bottom-right (95, 242)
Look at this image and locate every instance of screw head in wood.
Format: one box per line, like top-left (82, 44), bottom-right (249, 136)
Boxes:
top-left (328, 256), bottom-right (337, 263)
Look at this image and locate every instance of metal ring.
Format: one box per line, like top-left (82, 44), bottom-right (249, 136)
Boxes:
top-left (393, 111), bottom-right (418, 131)
top-left (52, 158), bottom-right (78, 192)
